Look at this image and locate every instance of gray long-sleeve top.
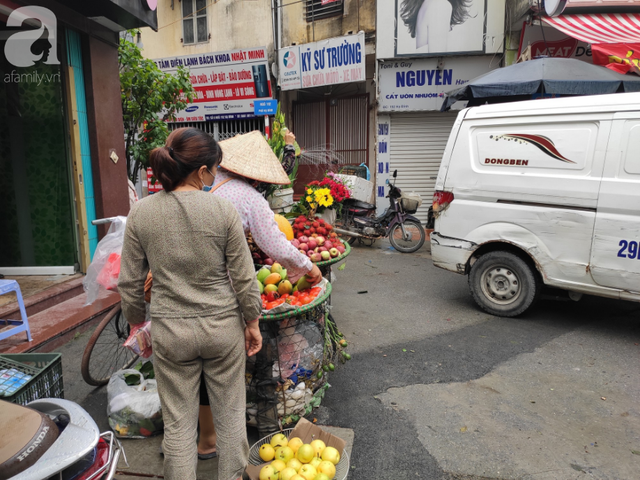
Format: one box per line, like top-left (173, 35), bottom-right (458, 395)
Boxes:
top-left (118, 190), bottom-right (262, 325)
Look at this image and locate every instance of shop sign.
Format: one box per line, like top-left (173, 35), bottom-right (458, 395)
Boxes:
top-left (376, 116), bottom-right (391, 213)
top-left (387, 0), bottom-right (505, 57)
top-left (592, 43), bottom-right (640, 75)
top-left (147, 168), bottom-right (163, 194)
top-left (278, 32), bottom-right (365, 91)
top-left (254, 99), bottom-right (278, 116)
top-left (518, 22), bottom-right (591, 63)
top-left (143, 0), bottom-right (158, 11)
top-left (378, 56), bottom-right (496, 112)
top-left (153, 46), bottom-right (272, 122)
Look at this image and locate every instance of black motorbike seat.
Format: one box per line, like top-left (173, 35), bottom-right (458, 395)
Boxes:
top-left (346, 199), bottom-right (375, 210)
top-left (0, 400), bottom-right (59, 479)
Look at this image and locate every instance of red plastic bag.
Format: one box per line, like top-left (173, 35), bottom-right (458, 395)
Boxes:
top-left (97, 253), bottom-right (121, 291)
top-left (124, 321), bottom-right (153, 358)
top-left (83, 216), bottom-right (127, 305)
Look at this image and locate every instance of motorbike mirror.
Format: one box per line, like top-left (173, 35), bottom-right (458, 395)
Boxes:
top-left (385, 178), bottom-right (389, 185)
top-left (393, 170), bottom-right (398, 178)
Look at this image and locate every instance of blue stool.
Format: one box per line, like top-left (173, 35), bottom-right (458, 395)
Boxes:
top-left (0, 280), bottom-right (33, 342)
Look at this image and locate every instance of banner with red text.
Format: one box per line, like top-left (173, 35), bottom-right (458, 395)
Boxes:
top-left (153, 47), bottom-right (272, 121)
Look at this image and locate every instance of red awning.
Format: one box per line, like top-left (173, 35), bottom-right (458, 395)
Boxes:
top-left (543, 13), bottom-right (640, 44)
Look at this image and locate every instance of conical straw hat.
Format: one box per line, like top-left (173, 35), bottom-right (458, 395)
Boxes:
top-left (219, 131), bottom-right (290, 185)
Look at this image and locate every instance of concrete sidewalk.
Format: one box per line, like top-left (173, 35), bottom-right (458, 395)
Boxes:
top-left (47, 276), bottom-right (355, 479)
top-left (115, 426), bottom-right (354, 479)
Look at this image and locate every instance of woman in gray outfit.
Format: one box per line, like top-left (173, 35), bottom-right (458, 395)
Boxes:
top-left (118, 127), bottom-right (262, 480)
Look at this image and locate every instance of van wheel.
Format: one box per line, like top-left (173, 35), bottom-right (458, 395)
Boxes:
top-left (469, 251), bottom-right (540, 317)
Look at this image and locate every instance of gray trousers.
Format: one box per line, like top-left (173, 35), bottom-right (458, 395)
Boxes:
top-left (152, 312), bottom-right (248, 480)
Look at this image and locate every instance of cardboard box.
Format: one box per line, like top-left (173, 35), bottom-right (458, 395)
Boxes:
top-left (334, 174), bottom-right (374, 203)
top-left (245, 418), bottom-right (347, 480)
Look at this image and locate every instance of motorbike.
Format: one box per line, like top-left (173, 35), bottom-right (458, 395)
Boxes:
top-left (1, 398), bottom-right (125, 480)
top-left (334, 170), bottom-right (426, 253)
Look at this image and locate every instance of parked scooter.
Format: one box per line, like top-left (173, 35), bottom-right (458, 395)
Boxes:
top-left (0, 398), bottom-right (125, 480)
top-left (334, 170), bottom-right (426, 253)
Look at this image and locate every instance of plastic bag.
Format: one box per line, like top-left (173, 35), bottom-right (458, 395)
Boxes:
top-left (107, 368), bottom-right (163, 438)
top-left (276, 320), bottom-right (323, 380)
top-left (96, 253), bottom-right (121, 290)
top-left (84, 216), bottom-right (127, 305)
top-left (124, 321), bottom-right (153, 358)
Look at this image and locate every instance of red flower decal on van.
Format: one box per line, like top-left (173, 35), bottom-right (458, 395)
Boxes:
top-left (499, 134), bottom-right (576, 164)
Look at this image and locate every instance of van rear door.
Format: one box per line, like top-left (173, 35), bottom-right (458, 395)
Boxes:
top-left (590, 114), bottom-right (640, 292)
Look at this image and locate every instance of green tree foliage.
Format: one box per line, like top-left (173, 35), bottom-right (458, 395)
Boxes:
top-left (265, 104), bottom-right (300, 198)
top-left (119, 31), bottom-right (195, 183)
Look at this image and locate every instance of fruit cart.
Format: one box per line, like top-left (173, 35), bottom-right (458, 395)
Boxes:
top-left (246, 275), bottom-right (350, 436)
top-left (247, 213), bottom-right (351, 435)
top-left (246, 283), bottom-right (330, 436)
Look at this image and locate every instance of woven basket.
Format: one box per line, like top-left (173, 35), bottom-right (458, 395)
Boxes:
top-left (248, 429), bottom-right (350, 480)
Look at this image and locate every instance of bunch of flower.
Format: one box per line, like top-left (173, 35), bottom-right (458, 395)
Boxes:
top-left (303, 184), bottom-right (334, 213)
top-left (308, 172), bottom-right (352, 204)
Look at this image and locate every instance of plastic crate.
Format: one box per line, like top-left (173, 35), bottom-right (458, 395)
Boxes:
top-left (339, 165), bottom-right (368, 179)
top-left (0, 353), bottom-right (64, 405)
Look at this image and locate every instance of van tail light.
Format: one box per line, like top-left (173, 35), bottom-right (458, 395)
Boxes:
top-left (432, 191), bottom-right (454, 214)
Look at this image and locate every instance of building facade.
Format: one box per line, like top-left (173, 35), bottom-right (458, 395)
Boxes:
top-left (0, 0), bottom-right (157, 275)
top-left (375, 0), bottom-right (505, 222)
top-left (139, 0), bottom-right (276, 143)
top-left (139, 0), bottom-right (376, 197)
top-left (275, 0), bottom-right (376, 197)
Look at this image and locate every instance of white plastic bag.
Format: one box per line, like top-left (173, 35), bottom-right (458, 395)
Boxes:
top-left (83, 216), bottom-right (127, 305)
top-left (107, 368), bottom-right (163, 438)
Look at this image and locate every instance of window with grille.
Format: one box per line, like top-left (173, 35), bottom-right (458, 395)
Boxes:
top-left (305, 0), bottom-right (344, 22)
top-left (183, 0), bottom-right (208, 44)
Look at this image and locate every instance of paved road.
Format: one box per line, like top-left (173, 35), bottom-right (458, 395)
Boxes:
top-left (323, 239), bottom-right (640, 480)
top-left (54, 238), bottom-right (639, 479)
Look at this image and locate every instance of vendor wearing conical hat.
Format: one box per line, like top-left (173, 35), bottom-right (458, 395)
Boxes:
top-left (212, 130), bottom-right (322, 286)
top-left (196, 131), bottom-right (323, 460)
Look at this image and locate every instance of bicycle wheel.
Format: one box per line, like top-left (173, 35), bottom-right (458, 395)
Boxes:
top-left (389, 219), bottom-right (425, 253)
top-left (81, 304), bottom-right (139, 386)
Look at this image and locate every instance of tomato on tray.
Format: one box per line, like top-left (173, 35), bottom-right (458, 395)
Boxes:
top-left (265, 298), bottom-right (286, 310)
top-left (299, 295), bottom-right (311, 305)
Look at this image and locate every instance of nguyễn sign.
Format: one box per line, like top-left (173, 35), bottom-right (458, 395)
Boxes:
top-left (378, 56), bottom-right (497, 112)
top-left (278, 32), bottom-right (365, 91)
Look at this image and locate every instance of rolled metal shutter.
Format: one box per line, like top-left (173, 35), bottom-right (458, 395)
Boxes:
top-left (390, 112), bottom-right (458, 223)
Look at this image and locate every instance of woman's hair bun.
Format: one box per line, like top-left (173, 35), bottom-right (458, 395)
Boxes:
top-left (148, 128), bottom-right (222, 192)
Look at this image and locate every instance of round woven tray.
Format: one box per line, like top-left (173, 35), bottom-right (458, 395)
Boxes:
top-left (259, 282), bottom-right (332, 322)
top-left (248, 429), bottom-right (350, 480)
top-left (313, 241), bottom-right (350, 268)
top-left (255, 242), bottom-right (350, 272)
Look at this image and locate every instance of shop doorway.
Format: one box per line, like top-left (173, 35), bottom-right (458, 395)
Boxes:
top-left (292, 95), bottom-right (369, 195)
top-left (0, 21), bottom-right (78, 275)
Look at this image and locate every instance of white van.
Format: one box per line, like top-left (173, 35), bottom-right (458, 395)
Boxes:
top-left (431, 92), bottom-right (640, 317)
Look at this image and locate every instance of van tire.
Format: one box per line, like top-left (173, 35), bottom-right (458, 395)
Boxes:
top-left (468, 251), bottom-right (540, 317)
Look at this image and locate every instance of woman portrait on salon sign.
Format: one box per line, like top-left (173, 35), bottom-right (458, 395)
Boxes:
top-left (397, 0), bottom-right (486, 55)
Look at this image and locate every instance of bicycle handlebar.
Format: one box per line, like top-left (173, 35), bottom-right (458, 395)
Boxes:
top-left (92, 217), bottom-right (119, 226)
